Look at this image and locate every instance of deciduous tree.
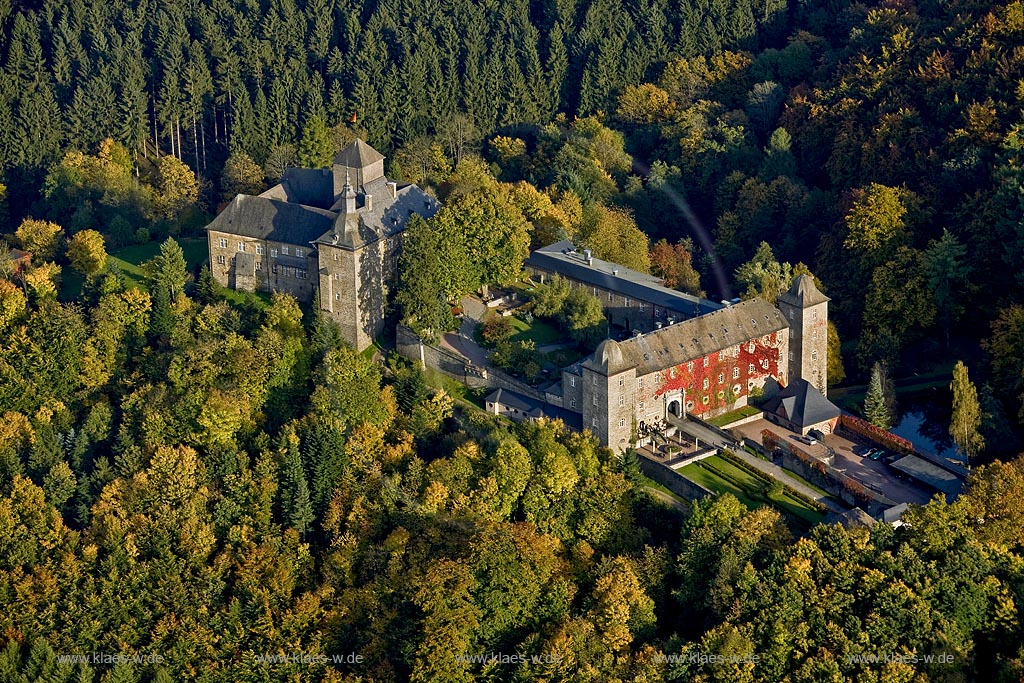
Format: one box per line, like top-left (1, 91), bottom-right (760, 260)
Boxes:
top-left (66, 229), bottom-right (107, 276)
top-left (950, 360), bottom-right (984, 459)
top-left (15, 219), bottom-right (63, 260)
top-left (650, 238), bottom-right (702, 294)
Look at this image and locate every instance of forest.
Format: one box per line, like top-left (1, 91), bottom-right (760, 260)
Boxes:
top-left (3, 0), bottom-right (1024, 679)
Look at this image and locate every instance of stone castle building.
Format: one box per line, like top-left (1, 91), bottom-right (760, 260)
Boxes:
top-left (488, 242), bottom-right (834, 450)
top-left (205, 139), bottom-right (440, 350)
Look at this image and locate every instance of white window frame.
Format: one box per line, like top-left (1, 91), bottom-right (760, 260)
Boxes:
top-left (219, 238), bottom-right (227, 249)
top-left (237, 241), bottom-right (245, 252)
top-left (270, 247), bottom-right (278, 257)
top-left (256, 244), bottom-right (264, 255)
top-left (296, 248), bottom-right (304, 258)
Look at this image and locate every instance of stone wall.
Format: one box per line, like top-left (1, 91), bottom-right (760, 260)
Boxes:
top-left (208, 230), bottom-right (316, 301)
top-left (395, 325), bottom-right (547, 402)
top-left (781, 450), bottom-right (893, 516)
top-left (637, 453), bottom-right (713, 502)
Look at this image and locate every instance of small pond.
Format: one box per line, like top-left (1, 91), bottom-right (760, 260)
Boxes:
top-left (888, 386), bottom-right (965, 462)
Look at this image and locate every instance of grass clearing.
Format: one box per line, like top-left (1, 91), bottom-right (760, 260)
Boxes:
top-left (103, 237), bottom-right (208, 292)
top-left (707, 405), bottom-right (762, 427)
top-left (504, 313), bottom-right (565, 346)
top-left (680, 454), bottom-right (826, 527)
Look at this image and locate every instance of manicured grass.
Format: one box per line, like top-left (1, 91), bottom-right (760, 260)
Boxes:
top-left (637, 475), bottom-right (690, 512)
top-left (505, 314), bottom-right (565, 346)
top-left (707, 405), bottom-right (762, 427)
top-left (679, 461), bottom-right (762, 510)
top-left (680, 455), bottom-right (826, 526)
top-left (422, 366), bottom-right (487, 410)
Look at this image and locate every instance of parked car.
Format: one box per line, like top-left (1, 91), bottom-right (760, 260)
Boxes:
top-left (862, 448), bottom-right (879, 459)
top-left (870, 450), bottom-right (886, 461)
top-left (808, 429), bottom-right (825, 441)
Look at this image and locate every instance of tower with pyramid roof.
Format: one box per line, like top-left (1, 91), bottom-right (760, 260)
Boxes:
top-left (204, 138), bottom-right (440, 351)
top-left (776, 274), bottom-right (830, 395)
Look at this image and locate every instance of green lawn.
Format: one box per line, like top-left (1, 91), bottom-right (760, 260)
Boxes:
top-left (707, 404), bottom-right (762, 427)
top-left (107, 237), bottom-right (208, 291)
top-left (679, 461), bottom-right (763, 511)
top-left (680, 455), bottom-right (826, 526)
top-left (637, 475), bottom-right (690, 512)
top-left (61, 237), bottom-right (208, 300)
top-left (505, 314), bottom-right (565, 346)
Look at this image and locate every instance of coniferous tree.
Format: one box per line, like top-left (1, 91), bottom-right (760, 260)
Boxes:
top-left (864, 362), bottom-right (893, 429)
top-left (279, 428), bottom-right (314, 537)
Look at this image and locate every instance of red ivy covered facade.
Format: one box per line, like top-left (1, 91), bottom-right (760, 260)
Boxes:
top-left (635, 331), bottom-right (788, 419)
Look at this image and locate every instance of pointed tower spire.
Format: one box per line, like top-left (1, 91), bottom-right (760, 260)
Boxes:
top-left (341, 169), bottom-right (357, 214)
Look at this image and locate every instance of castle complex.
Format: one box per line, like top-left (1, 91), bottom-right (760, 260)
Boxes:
top-left (208, 144), bottom-right (834, 451)
top-left (498, 242), bottom-right (833, 450)
top-left (205, 139), bottom-right (439, 350)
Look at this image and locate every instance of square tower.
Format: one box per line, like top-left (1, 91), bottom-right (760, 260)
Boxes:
top-left (581, 340), bottom-right (637, 450)
top-left (776, 275), bottom-right (829, 396)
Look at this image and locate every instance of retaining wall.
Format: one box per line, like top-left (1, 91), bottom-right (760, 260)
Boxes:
top-left (396, 324), bottom-right (547, 401)
top-left (638, 453), bottom-right (714, 502)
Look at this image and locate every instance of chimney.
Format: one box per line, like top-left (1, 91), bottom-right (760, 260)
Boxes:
top-left (584, 249), bottom-right (592, 266)
top-left (387, 181), bottom-right (397, 199)
top-left (365, 194), bottom-right (373, 212)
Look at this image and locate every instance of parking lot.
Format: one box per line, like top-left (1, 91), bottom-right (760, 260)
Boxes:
top-left (822, 433), bottom-right (933, 505)
top-left (731, 418), bottom-right (933, 506)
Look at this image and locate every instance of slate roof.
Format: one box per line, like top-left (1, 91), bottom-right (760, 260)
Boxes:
top-left (316, 179), bottom-right (440, 249)
top-left (485, 388), bottom-right (537, 412)
top-left (333, 138), bottom-right (385, 168)
top-left (206, 139), bottom-right (441, 251)
top-left (890, 456), bottom-right (963, 495)
top-left (262, 168), bottom-right (335, 210)
top-left (778, 274), bottom-right (829, 308)
top-left (762, 378), bottom-right (841, 429)
top-left (582, 298), bottom-right (788, 375)
top-left (485, 388), bottom-right (584, 430)
top-left (527, 241), bottom-right (723, 319)
top-left (206, 194), bottom-right (335, 246)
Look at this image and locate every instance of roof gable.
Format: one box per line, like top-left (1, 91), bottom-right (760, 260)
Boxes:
top-left (333, 138), bottom-right (385, 168)
top-left (778, 274), bottom-right (829, 308)
top-left (764, 378), bottom-right (841, 427)
top-left (206, 195), bottom-right (335, 246)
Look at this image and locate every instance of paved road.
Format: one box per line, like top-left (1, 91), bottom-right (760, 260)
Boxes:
top-left (672, 416), bottom-right (846, 513)
top-left (438, 296), bottom-right (491, 367)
